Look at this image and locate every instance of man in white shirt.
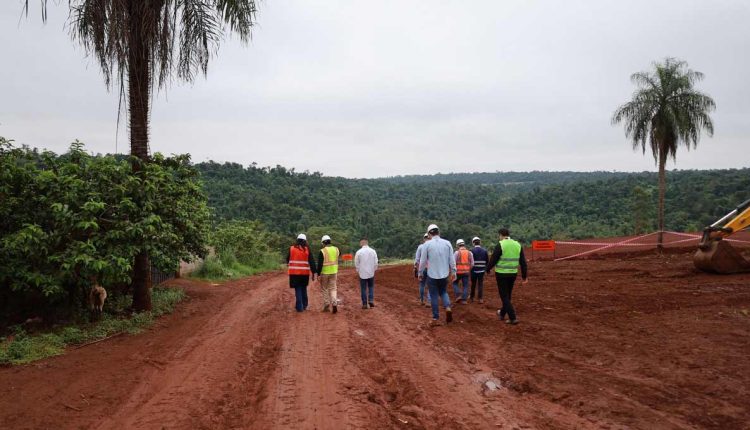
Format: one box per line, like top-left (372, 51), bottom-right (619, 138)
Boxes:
top-left (354, 237), bottom-right (379, 309)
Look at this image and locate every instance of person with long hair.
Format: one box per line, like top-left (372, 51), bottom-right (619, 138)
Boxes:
top-left (287, 234), bottom-right (317, 312)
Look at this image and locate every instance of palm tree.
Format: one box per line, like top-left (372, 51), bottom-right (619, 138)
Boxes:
top-left (612, 58), bottom-right (715, 250)
top-left (28, 1), bottom-right (258, 310)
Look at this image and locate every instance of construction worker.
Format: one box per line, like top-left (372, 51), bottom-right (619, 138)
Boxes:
top-left (486, 228), bottom-right (528, 325)
top-left (414, 233), bottom-right (431, 306)
top-left (354, 237), bottom-right (378, 309)
top-left (469, 237), bottom-right (488, 303)
top-left (418, 224), bottom-right (456, 325)
top-left (316, 235), bottom-right (340, 314)
top-left (286, 234), bottom-right (317, 312)
top-left (452, 239), bottom-right (474, 304)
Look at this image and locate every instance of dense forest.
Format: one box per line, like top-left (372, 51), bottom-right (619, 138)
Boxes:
top-left (195, 163), bottom-right (750, 258)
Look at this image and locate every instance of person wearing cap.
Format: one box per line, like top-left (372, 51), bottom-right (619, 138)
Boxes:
top-left (286, 234), bottom-right (317, 312)
top-left (418, 224), bottom-right (456, 324)
top-left (414, 233), bottom-right (431, 306)
top-left (316, 235), bottom-right (341, 314)
top-left (452, 239), bottom-right (474, 304)
top-left (354, 237), bottom-right (378, 309)
top-left (486, 228), bottom-right (528, 325)
top-left (469, 237), bottom-right (489, 304)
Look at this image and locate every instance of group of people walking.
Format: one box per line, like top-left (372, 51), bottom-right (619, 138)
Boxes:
top-left (415, 224), bottom-right (528, 325)
top-left (286, 234), bottom-right (378, 313)
top-left (285, 224), bottom-right (528, 326)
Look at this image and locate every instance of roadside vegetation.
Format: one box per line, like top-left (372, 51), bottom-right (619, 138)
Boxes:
top-left (196, 161), bottom-right (749, 257)
top-left (192, 220), bottom-right (282, 281)
top-left (0, 138), bottom-right (209, 334)
top-left (0, 287), bottom-right (185, 365)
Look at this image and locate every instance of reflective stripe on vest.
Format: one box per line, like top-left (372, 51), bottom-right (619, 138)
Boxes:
top-left (456, 248), bottom-right (471, 275)
top-left (495, 239), bottom-right (521, 274)
top-left (321, 246), bottom-right (340, 275)
top-left (288, 246), bottom-right (310, 275)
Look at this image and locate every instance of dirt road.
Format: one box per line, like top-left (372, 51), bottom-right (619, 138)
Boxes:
top-left (2, 251), bottom-right (750, 429)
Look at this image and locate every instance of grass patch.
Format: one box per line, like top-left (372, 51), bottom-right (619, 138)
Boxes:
top-left (380, 258), bottom-right (413, 266)
top-left (191, 253), bottom-right (280, 282)
top-left (0, 287), bottom-right (187, 366)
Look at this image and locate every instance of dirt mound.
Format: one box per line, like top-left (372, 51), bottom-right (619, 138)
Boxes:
top-left (2, 252), bottom-right (749, 429)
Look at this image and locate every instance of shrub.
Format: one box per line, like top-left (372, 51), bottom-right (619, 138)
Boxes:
top-left (0, 137), bottom-right (209, 327)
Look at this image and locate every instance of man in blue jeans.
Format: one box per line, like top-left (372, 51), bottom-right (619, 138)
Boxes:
top-left (354, 238), bottom-right (378, 309)
top-left (452, 239), bottom-right (474, 304)
top-left (418, 224), bottom-right (456, 325)
top-left (414, 233), bottom-right (431, 306)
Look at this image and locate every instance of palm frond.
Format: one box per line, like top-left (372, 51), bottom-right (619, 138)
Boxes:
top-left (613, 57), bottom-right (715, 164)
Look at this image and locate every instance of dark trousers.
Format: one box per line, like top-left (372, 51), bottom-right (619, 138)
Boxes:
top-left (294, 286), bottom-right (309, 312)
top-left (359, 277), bottom-right (374, 305)
top-left (495, 273), bottom-right (517, 321)
top-left (470, 272), bottom-right (485, 300)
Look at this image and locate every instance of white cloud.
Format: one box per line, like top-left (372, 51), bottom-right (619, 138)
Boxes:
top-left (1, 0), bottom-right (748, 177)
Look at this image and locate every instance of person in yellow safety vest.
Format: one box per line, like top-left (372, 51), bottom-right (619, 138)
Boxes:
top-left (452, 239), bottom-right (474, 304)
top-left (316, 235), bottom-right (340, 314)
top-left (486, 228), bottom-right (528, 325)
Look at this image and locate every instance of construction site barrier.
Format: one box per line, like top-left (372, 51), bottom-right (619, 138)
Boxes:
top-left (538, 231), bottom-right (750, 262)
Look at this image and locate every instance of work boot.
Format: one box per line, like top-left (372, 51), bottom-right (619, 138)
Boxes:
top-left (497, 310), bottom-right (505, 321)
top-left (332, 304), bottom-right (338, 314)
top-left (506, 319), bottom-right (519, 325)
top-left (362, 303), bottom-right (368, 309)
top-left (322, 304), bottom-right (330, 312)
top-left (446, 307), bottom-right (453, 323)
top-left (368, 302), bottom-right (375, 308)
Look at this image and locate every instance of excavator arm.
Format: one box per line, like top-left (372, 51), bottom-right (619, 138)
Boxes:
top-left (694, 198), bottom-right (750, 274)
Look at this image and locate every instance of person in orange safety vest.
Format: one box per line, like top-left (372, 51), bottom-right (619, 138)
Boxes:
top-left (452, 239), bottom-right (474, 304)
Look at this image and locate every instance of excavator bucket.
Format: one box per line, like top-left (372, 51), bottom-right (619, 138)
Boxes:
top-left (694, 240), bottom-right (750, 274)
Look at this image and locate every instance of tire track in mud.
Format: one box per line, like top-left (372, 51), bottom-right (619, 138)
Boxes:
top-left (4, 253), bottom-right (749, 430)
top-left (95, 275), bottom-right (287, 429)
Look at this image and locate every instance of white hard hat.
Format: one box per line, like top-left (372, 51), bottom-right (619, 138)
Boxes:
top-left (427, 224), bottom-right (439, 233)
top-left (472, 236), bottom-right (481, 243)
top-left (456, 239), bottom-right (465, 246)
top-left (297, 233), bottom-right (307, 241)
top-left (321, 235), bottom-right (331, 243)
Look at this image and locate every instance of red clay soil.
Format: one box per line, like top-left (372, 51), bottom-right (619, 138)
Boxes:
top-left (1, 252), bottom-right (750, 429)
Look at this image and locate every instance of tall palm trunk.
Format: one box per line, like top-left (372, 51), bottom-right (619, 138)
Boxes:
top-left (128, 1), bottom-right (152, 311)
top-left (656, 146), bottom-right (667, 252)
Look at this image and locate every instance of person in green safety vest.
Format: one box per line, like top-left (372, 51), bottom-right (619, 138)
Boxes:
top-left (486, 228), bottom-right (528, 325)
top-left (316, 234), bottom-right (341, 314)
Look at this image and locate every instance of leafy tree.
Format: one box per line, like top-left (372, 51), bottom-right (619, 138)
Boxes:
top-left (612, 58), bottom-right (715, 249)
top-left (26, 0), bottom-right (258, 310)
top-left (211, 220), bottom-right (281, 268)
top-left (0, 138), bottom-right (209, 326)
top-left (631, 185), bottom-right (655, 235)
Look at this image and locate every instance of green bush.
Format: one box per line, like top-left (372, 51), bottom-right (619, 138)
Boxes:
top-left (0, 137), bottom-right (209, 327)
top-left (193, 221), bottom-right (281, 280)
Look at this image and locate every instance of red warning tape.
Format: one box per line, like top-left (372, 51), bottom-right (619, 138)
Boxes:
top-left (553, 231), bottom-right (750, 262)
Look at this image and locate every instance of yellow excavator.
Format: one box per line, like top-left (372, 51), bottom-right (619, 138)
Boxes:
top-left (694, 198), bottom-right (750, 274)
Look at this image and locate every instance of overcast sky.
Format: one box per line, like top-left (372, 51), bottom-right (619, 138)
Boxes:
top-left (1, 0), bottom-right (748, 178)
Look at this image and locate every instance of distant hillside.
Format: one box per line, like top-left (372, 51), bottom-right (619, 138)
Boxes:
top-left (196, 163), bottom-right (750, 257)
top-left (379, 171), bottom-right (631, 186)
